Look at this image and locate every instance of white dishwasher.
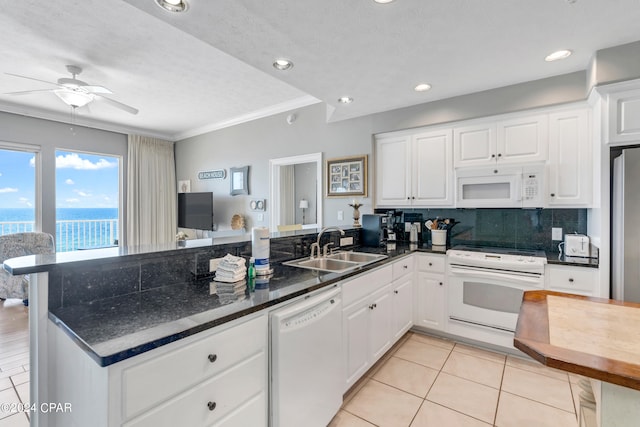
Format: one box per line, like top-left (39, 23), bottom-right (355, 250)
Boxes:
top-left (270, 285), bottom-right (343, 427)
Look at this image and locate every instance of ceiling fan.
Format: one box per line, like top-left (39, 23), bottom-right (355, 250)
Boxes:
top-left (4, 65), bottom-right (139, 115)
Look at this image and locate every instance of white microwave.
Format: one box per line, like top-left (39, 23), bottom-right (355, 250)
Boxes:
top-left (456, 165), bottom-right (544, 208)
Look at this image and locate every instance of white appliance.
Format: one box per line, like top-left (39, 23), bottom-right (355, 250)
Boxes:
top-left (613, 147), bottom-right (640, 303)
top-left (564, 234), bottom-right (590, 257)
top-left (270, 286), bottom-right (343, 427)
top-left (447, 247), bottom-right (546, 348)
top-left (455, 165), bottom-right (544, 208)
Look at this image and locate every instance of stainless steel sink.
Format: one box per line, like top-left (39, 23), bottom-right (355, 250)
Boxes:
top-left (283, 251), bottom-right (388, 273)
top-left (326, 252), bottom-right (388, 263)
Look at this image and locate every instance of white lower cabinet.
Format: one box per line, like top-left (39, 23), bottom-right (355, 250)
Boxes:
top-left (392, 277), bottom-right (414, 341)
top-left (546, 264), bottom-right (598, 296)
top-left (48, 313), bottom-right (268, 427)
top-left (414, 253), bottom-right (446, 331)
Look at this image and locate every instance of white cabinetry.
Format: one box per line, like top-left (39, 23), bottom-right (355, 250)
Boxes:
top-left (607, 87), bottom-right (640, 144)
top-left (414, 253), bottom-right (446, 331)
top-left (342, 265), bottom-right (393, 390)
top-left (547, 108), bottom-right (592, 207)
top-left (375, 129), bottom-right (453, 207)
top-left (49, 313), bottom-right (268, 427)
top-left (546, 264), bottom-right (598, 296)
top-left (391, 256), bottom-right (415, 341)
top-left (453, 115), bottom-right (548, 168)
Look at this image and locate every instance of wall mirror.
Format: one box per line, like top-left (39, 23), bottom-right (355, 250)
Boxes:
top-left (269, 152), bottom-right (322, 231)
top-left (230, 166), bottom-right (249, 195)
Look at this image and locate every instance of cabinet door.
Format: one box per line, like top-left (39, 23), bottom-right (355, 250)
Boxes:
top-left (548, 109), bottom-right (592, 206)
top-left (607, 88), bottom-right (640, 143)
top-left (453, 122), bottom-right (496, 167)
top-left (369, 285), bottom-right (393, 362)
top-left (496, 114), bottom-right (548, 164)
top-left (412, 129), bottom-right (454, 206)
top-left (392, 277), bottom-right (414, 341)
top-left (414, 272), bottom-right (445, 331)
top-left (375, 135), bottom-right (411, 206)
top-left (343, 303), bottom-right (370, 390)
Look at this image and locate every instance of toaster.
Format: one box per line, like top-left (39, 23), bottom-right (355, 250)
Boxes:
top-left (564, 234), bottom-right (590, 257)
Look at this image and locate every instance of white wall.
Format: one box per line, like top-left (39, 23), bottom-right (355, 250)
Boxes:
top-left (175, 71), bottom-right (588, 230)
top-left (0, 112), bottom-right (127, 239)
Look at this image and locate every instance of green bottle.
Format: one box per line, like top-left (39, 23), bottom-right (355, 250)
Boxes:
top-left (248, 257), bottom-right (256, 279)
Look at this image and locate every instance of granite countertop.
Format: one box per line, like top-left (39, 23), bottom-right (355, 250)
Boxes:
top-left (49, 244), bottom-right (440, 367)
top-left (514, 290), bottom-right (640, 391)
top-left (545, 252), bottom-right (599, 268)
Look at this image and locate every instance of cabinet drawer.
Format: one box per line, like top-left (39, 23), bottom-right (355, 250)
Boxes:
top-left (392, 255), bottom-right (414, 280)
top-left (122, 314), bottom-right (267, 420)
top-left (547, 265), bottom-right (597, 295)
top-left (342, 265), bottom-right (392, 307)
top-left (418, 254), bottom-right (445, 273)
top-left (124, 351), bottom-right (266, 427)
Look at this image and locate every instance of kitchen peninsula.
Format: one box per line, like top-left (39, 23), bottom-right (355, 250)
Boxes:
top-left (515, 290), bottom-right (640, 427)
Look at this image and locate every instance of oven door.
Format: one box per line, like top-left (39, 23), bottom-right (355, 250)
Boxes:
top-left (448, 264), bottom-right (544, 333)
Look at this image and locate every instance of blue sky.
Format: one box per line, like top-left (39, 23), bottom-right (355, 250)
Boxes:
top-left (0, 148), bottom-right (119, 209)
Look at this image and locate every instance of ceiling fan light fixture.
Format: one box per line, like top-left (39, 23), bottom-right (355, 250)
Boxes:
top-left (545, 49), bottom-right (572, 62)
top-left (154, 0), bottom-right (188, 13)
top-left (54, 90), bottom-right (93, 108)
top-left (273, 58), bottom-right (294, 71)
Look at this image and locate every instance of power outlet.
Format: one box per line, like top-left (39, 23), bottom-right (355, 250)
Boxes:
top-left (337, 210), bottom-right (344, 221)
top-left (257, 213), bottom-right (264, 222)
top-left (552, 227), bottom-right (563, 241)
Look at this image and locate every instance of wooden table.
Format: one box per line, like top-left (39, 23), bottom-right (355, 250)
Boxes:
top-left (515, 290), bottom-right (640, 427)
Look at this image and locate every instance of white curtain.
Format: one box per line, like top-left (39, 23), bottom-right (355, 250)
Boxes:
top-left (127, 135), bottom-right (176, 246)
top-left (279, 165), bottom-right (295, 225)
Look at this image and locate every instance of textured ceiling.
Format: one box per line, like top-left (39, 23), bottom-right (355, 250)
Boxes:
top-left (0, 0), bottom-right (639, 140)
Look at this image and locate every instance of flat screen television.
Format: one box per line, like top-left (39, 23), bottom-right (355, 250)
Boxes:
top-left (178, 192), bottom-right (214, 230)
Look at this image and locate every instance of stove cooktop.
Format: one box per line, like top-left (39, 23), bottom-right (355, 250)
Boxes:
top-left (450, 245), bottom-right (546, 258)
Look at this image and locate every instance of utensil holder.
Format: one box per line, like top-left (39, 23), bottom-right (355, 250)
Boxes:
top-left (431, 229), bottom-right (447, 246)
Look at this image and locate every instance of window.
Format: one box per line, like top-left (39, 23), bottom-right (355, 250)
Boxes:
top-left (0, 147), bottom-right (37, 235)
top-left (55, 150), bottom-right (120, 252)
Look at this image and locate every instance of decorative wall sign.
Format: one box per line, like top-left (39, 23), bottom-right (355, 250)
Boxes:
top-left (326, 155), bottom-right (368, 197)
top-left (198, 169), bottom-right (226, 180)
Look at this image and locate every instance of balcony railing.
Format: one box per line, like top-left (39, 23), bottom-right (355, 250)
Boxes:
top-left (0, 219), bottom-right (119, 252)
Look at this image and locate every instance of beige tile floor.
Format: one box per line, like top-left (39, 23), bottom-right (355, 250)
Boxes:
top-left (331, 332), bottom-right (582, 427)
top-left (0, 299), bottom-right (30, 427)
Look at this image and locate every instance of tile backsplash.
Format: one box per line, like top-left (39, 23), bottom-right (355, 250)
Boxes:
top-left (392, 208), bottom-right (587, 252)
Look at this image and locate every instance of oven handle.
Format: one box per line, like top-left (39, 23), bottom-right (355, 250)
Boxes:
top-left (449, 265), bottom-right (542, 285)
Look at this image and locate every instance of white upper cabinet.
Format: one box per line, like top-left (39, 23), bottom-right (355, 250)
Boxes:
top-left (454, 115), bottom-right (548, 167)
top-left (607, 87), bottom-right (640, 144)
top-left (375, 128), bottom-right (453, 208)
top-left (548, 108), bottom-right (592, 207)
top-left (375, 134), bottom-right (412, 206)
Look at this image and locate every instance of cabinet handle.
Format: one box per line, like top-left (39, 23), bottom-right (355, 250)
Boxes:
top-left (498, 153), bottom-right (502, 157)
top-left (208, 354), bottom-right (217, 363)
top-left (550, 193), bottom-right (555, 197)
top-left (412, 196), bottom-right (415, 199)
top-left (394, 290), bottom-right (399, 294)
top-left (207, 401), bottom-right (217, 411)
top-left (403, 265), bottom-right (408, 269)
top-left (369, 303), bottom-right (377, 310)
top-left (568, 278), bottom-right (574, 283)
top-left (491, 154), bottom-right (496, 158)
top-left (494, 169), bottom-right (498, 174)
top-left (428, 262), bottom-right (433, 266)
top-left (439, 282), bottom-right (443, 286)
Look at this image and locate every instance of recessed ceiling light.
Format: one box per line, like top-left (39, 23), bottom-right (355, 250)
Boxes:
top-left (338, 96), bottom-right (353, 104)
top-left (374, 0), bottom-right (396, 3)
top-left (273, 58), bottom-right (294, 71)
top-left (155, 0), bottom-right (188, 12)
top-left (414, 83), bottom-right (432, 92)
top-left (545, 49), bottom-right (572, 62)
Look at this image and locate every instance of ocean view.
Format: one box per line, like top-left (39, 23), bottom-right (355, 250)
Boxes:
top-left (0, 208), bottom-right (119, 252)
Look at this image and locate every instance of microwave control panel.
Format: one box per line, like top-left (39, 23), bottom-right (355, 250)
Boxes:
top-left (523, 174), bottom-right (539, 200)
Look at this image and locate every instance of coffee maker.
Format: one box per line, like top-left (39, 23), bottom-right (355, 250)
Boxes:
top-left (362, 214), bottom-right (389, 247)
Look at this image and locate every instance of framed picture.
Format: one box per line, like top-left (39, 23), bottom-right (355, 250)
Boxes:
top-left (326, 155), bottom-right (367, 197)
top-left (230, 166), bottom-right (249, 196)
top-left (177, 180), bottom-right (191, 193)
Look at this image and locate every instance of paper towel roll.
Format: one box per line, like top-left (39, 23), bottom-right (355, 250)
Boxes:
top-left (252, 227), bottom-right (270, 272)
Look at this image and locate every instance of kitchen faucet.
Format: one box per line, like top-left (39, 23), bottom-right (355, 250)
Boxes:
top-left (310, 226), bottom-right (345, 259)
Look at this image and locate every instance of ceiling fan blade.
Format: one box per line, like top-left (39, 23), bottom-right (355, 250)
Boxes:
top-left (94, 95), bottom-right (139, 115)
top-left (82, 85), bottom-right (112, 94)
top-left (5, 72), bottom-right (63, 88)
top-left (4, 88), bottom-right (56, 96)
